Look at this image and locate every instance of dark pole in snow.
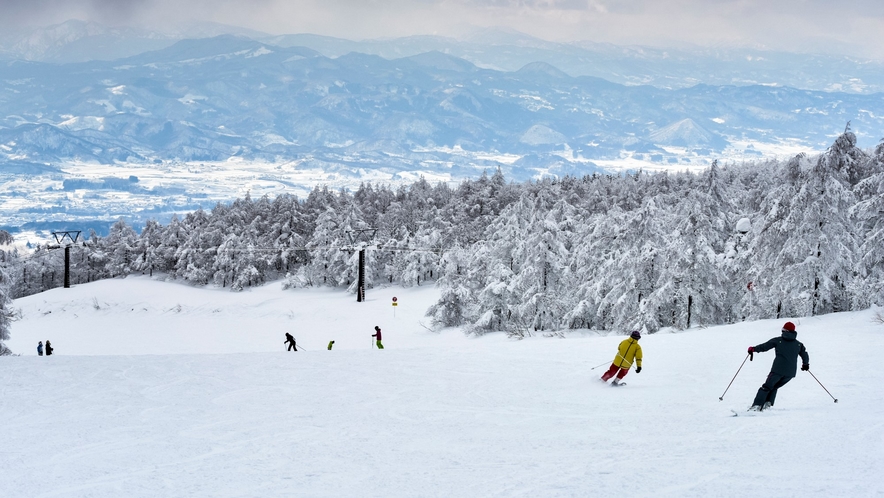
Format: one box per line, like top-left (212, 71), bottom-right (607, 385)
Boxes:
top-left (64, 246), bottom-right (71, 288)
top-left (52, 230), bottom-right (80, 289)
top-left (807, 370), bottom-right (838, 403)
top-left (346, 228), bottom-right (376, 303)
top-left (719, 353), bottom-right (751, 401)
top-left (357, 249), bottom-right (365, 302)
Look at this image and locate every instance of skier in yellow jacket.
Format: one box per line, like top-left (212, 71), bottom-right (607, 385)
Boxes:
top-left (600, 330), bottom-right (643, 386)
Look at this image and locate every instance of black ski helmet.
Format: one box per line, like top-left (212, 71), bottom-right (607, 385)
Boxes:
top-left (630, 330), bottom-right (641, 339)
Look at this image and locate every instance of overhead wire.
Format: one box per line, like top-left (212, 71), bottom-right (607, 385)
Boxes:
top-left (1, 242), bottom-right (449, 268)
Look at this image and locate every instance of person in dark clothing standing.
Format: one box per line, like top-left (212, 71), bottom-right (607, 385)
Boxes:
top-left (748, 321), bottom-right (809, 411)
top-left (37, 341), bottom-right (43, 356)
top-left (284, 333), bottom-right (297, 351)
top-left (372, 326), bottom-right (384, 349)
top-left (45, 340), bottom-right (53, 356)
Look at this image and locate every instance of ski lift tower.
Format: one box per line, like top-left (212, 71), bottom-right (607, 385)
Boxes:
top-left (51, 231), bottom-right (81, 288)
top-left (346, 228), bottom-right (377, 302)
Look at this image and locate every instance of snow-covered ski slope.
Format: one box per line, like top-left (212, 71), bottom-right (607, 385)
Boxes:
top-left (3, 277), bottom-right (883, 497)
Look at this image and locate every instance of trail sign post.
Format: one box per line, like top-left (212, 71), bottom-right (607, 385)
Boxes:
top-left (392, 296), bottom-right (398, 317)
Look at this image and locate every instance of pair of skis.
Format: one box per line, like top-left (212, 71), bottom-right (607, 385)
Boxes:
top-left (731, 408), bottom-right (770, 417)
top-left (598, 378), bottom-right (627, 387)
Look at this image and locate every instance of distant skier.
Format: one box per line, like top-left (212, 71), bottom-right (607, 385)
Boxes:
top-left (372, 326), bottom-right (384, 349)
top-left (600, 330), bottom-right (642, 386)
top-left (284, 333), bottom-right (297, 352)
top-left (327, 340), bottom-right (335, 350)
top-left (37, 341), bottom-right (43, 356)
top-left (45, 340), bottom-right (53, 356)
top-left (747, 321), bottom-right (809, 411)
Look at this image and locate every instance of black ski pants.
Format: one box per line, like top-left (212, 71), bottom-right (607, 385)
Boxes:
top-left (753, 372), bottom-right (793, 407)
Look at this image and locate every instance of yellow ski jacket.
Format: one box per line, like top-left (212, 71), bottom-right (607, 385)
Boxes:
top-left (613, 337), bottom-right (642, 369)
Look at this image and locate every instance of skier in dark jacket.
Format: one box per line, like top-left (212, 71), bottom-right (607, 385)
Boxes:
top-left (37, 341), bottom-right (43, 356)
top-left (748, 321), bottom-right (809, 411)
top-left (284, 333), bottom-right (297, 352)
top-left (45, 340), bottom-right (53, 356)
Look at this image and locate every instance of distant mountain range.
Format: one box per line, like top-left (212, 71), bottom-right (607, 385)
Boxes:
top-left (4, 20), bottom-right (884, 94)
top-left (1, 22), bottom-right (883, 235)
top-left (0, 20), bottom-right (267, 63)
top-left (1, 33), bottom-right (882, 174)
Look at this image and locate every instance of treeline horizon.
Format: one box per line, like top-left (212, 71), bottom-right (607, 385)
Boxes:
top-left (2, 127), bottom-right (883, 340)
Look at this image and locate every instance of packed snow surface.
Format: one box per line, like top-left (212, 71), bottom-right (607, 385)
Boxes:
top-left (3, 277), bottom-right (883, 497)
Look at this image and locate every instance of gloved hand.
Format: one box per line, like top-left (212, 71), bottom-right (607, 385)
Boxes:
top-left (801, 364), bottom-right (809, 371)
top-left (747, 346), bottom-right (755, 353)
top-left (635, 366), bottom-right (642, 373)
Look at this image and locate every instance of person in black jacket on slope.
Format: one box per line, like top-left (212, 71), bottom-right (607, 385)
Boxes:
top-left (747, 321), bottom-right (809, 411)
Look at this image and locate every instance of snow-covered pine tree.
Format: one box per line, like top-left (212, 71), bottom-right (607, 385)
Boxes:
top-left (265, 194), bottom-right (308, 276)
top-left (104, 219), bottom-right (139, 278)
top-left (213, 232), bottom-right (241, 288)
top-left (510, 195), bottom-right (577, 332)
top-left (647, 163), bottom-right (734, 330)
top-left (154, 215), bottom-right (184, 275)
top-left (587, 199), bottom-right (670, 332)
top-left (133, 219), bottom-right (162, 276)
top-left (82, 229), bottom-right (109, 284)
top-left (295, 207), bottom-right (351, 287)
top-left (469, 194), bottom-right (533, 333)
top-left (853, 139), bottom-right (884, 307)
top-left (426, 242), bottom-right (472, 328)
top-left (173, 209), bottom-right (215, 284)
top-left (0, 230), bottom-right (14, 355)
top-left (746, 131), bottom-right (862, 318)
top-left (796, 131), bottom-right (862, 316)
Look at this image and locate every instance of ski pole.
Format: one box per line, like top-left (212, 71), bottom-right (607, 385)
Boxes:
top-left (591, 351), bottom-right (629, 371)
top-left (807, 370), bottom-right (838, 403)
top-left (719, 353), bottom-right (751, 401)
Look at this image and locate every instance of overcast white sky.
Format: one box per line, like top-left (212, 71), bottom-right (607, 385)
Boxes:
top-left (3, 0), bottom-right (883, 58)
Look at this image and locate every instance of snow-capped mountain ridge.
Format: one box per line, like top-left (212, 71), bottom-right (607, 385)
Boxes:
top-left (1, 34), bottom-right (881, 172)
top-left (649, 118), bottom-right (726, 148)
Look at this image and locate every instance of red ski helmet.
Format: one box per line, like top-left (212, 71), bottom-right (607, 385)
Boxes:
top-left (782, 321), bottom-right (796, 332)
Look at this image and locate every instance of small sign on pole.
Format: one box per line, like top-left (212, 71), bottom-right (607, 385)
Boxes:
top-left (392, 296), bottom-right (398, 317)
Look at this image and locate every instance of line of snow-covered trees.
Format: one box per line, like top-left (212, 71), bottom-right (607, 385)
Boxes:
top-left (6, 169), bottom-right (515, 295)
top-left (3, 128), bottom-right (883, 343)
top-left (429, 130), bottom-right (884, 335)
